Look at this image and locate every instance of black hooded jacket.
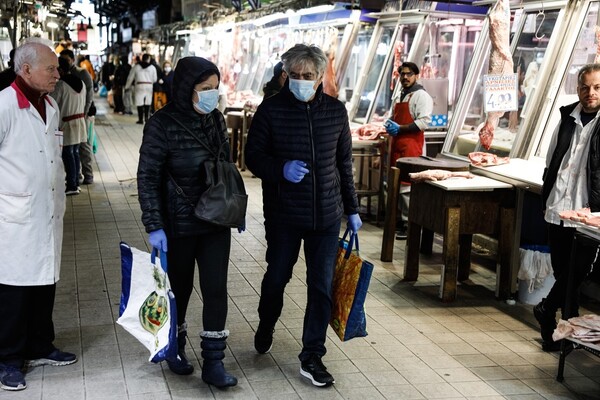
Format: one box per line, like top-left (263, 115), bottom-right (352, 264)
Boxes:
top-left (137, 57), bottom-right (230, 237)
top-left (245, 80), bottom-right (359, 230)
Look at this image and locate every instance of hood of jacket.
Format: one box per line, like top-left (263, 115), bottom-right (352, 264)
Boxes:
top-left (172, 57), bottom-right (220, 114)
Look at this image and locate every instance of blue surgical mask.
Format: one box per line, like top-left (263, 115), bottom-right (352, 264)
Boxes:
top-left (193, 89), bottom-right (219, 113)
top-left (289, 78), bottom-right (316, 102)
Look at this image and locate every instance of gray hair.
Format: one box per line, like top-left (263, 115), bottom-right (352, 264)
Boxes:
top-left (578, 63), bottom-right (600, 85)
top-left (281, 44), bottom-right (328, 78)
top-left (14, 39), bottom-right (54, 74)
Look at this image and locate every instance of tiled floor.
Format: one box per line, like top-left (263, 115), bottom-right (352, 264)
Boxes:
top-left (2, 98), bottom-right (600, 400)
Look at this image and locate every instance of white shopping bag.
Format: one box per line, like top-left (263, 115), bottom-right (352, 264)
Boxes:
top-left (117, 242), bottom-right (178, 362)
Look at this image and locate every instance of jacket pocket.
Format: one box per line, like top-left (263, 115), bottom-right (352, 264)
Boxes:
top-left (0, 191), bottom-right (32, 224)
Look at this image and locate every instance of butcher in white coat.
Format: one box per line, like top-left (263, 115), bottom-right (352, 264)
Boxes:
top-left (0, 40), bottom-right (77, 393)
top-left (125, 53), bottom-right (157, 125)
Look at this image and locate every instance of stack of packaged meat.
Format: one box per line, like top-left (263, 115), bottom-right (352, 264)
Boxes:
top-left (558, 208), bottom-right (600, 227)
top-left (553, 315), bottom-right (600, 343)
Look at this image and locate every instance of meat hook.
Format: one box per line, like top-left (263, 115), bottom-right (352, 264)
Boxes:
top-left (534, 9), bottom-right (546, 40)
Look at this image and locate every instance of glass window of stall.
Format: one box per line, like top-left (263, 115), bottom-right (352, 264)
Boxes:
top-left (338, 24), bottom-right (375, 105)
top-left (531, 1), bottom-right (599, 161)
top-left (351, 17), bottom-right (424, 125)
top-left (444, 3), bottom-right (565, 158)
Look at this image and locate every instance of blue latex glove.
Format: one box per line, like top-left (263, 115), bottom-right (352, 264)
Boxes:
top-left (347, 213), bottom-right (363, 234)
top-left (385, 120), bottom-right (400, 136)
top-left (283, 160), bottom-right (309, 183)
top-left (149, 229), bottom-right (168, 252)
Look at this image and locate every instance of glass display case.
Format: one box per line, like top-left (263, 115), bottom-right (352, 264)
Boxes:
top-left (443, 0), bottom-right (571, 159)
top-left (348, 8), bottom-right (486, 128)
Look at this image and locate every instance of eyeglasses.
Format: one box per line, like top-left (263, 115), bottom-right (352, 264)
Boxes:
top-left (400, 72), bottom-right (415, 77)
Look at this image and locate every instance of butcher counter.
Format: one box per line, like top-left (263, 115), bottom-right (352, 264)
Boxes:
top-left (381, 156), bottom-right (517, 302)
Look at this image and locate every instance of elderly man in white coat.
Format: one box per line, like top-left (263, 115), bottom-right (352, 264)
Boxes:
top-left (125, 53), bottom-right (157, 125)
top-left (0, 40), bottom-right (77, 392)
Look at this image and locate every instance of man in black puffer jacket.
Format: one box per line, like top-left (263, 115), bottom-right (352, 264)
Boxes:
top-left (536, 63), bottom-right (600, 352)
top-left (246, 44), bottom-right (362, 388)
top-left (137, 57), bottom-right (238, 388)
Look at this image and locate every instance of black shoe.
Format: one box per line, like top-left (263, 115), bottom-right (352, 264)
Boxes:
top-left (300, 354), bottom-right (334, 387)
top-left (81, 177), bottom-right (93, 185)
top-left (27, 349), bottom-right (77, 367)
top-left (0, 364), bottom-right (26, 391)
top-left (395, 227), bottom-right (407, 240)
top-left (533, 300), bottom-right (557, 343)
top-left (254, 322), bottom-right (274, 354)
top-left (136, 120), bottom-right (143, 125)
top-left (541, 339), bottom-right (562, 352)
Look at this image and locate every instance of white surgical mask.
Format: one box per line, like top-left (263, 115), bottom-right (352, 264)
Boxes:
top-left (164, 67), bottom-right (172, 73)
top-left (289, 78), bottom-right (316, 102)
top-left (193, 89), bottom-right (219, 113)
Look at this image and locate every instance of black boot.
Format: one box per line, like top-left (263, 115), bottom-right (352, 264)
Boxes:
top-left (136, 106), bottom-right (143, 124)
top-left (200, 331), bottom-right (237, 388)
top-left (533, 298), bottom-right (560, 351)
top-left (166, 324), bottom-right (194, 375)
top-left (144, 105), bottom-right (150, 122)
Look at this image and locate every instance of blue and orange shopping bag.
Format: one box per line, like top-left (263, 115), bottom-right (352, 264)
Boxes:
top-left (330, 229), bottom-right (374, 341)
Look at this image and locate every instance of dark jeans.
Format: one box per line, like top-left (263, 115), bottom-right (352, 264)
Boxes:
top-left (62, 143), bottom-right (80, 191)
top-left (0, 284), bottom-right (57, 368)
top-left (545, 223), bottom-right (598, 318)
top-left (166, 230), bottom-right (231, 331)
top-left (258, 220), bottom-right (341, 362)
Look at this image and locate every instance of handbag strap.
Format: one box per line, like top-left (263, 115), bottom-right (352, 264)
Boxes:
top-left (165, 113), bottom-right (223, 159)
top-left (341, 228), bottom-right (360, 259)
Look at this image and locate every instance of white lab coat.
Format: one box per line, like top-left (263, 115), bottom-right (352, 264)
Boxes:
top-left (0, 84), bottom-right (65, 286)
top-left (125, 63), bottom-right (157, 106)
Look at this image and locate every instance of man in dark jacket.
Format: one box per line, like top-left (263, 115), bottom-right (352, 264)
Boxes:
top-left (262, 61), bottom-right (286, 100)
top-left (245, 44), bottom-right (362, 388)
top-left (536, 63), bottom-right (600, 352)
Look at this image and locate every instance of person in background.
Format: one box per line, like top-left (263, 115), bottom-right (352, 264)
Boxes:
top-left (152, 60), bottom-right (172, 112)
top-left (137, 56), bottom-right (238, 388)
top-left (121, 57), bottom-right (134, 115)
top-left (536, 63), bottom-right (600, 352)
top-left (262, 61), bottom-right (287, 100)
top-left (112, 55), bottom-right (126, 114)
top-left (78, 55), bottom-right (96, 84)
top-left (0, 49), bottom-right (16, 91)
top-left (0, 39), bottom-right (77, 393)
top-left (126, 53), bottom-right (157, 124)
top-left (101, 55), bottom-right (115, 91)
top-left (385, 61), bottom-right (433, 240)
top-left (245, 44), bottom-right (362, 388)
top-left (59, 49), bottom-right (94, 185)
top-left (51, 56), bottom-right (87, 196)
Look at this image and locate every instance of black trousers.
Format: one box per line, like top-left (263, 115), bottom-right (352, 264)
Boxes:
top-left (258, 220), bottom-right (341, 362)
top-left (545, 223), bottom-right (598, 318)
top-left (166, 230), bottom-right (231, 332)
top-left (0, 284), bottom-right (57, 368)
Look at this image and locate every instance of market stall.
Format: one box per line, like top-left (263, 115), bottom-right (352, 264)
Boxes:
top-left (347, 3), bottom-right (487, 157)
top-left (440, 0), bottom-right (598, 295)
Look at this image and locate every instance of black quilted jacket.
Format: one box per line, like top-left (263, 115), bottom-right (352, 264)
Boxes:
top-left (137, 57), bottom-right (230, 237)
top-left (245, 82), bottom-right (359, 230)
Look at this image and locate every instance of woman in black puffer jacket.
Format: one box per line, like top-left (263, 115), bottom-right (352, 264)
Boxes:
top-left (137, 57), bottom-right (237, 388)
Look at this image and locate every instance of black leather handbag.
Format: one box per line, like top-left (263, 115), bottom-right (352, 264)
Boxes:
top-left (167, 115), bottom-right (247, 229)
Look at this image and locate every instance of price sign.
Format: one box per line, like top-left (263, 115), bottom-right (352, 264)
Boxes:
top-left (483, 73), bottom-right (519, 113)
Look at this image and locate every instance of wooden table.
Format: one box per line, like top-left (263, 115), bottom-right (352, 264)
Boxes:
top-left (381, 156), bottom-right (470, 261)
top-left (405, 176), bottom-right (515, 302)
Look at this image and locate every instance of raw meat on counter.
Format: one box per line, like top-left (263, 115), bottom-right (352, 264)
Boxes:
top-left (553, 314), bottom-right (600, 343)
top-left (390, 41), bottom-right (405, 91)
top-left (409, 169), bottom-right (475, 182)
top-left (479, 0), bottom-right (514, 150)
top-left (351, 124), bottom-right (386, 140)
top-left (468, 151), bottom-right (510, 166)
top-left (558, 208), bottom-right (591, 222)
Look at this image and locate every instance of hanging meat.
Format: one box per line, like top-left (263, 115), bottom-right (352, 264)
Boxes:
top-left (479, 0), bottom-right (514, 150)
top-left (390, 41), bottom-right (405, 90)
